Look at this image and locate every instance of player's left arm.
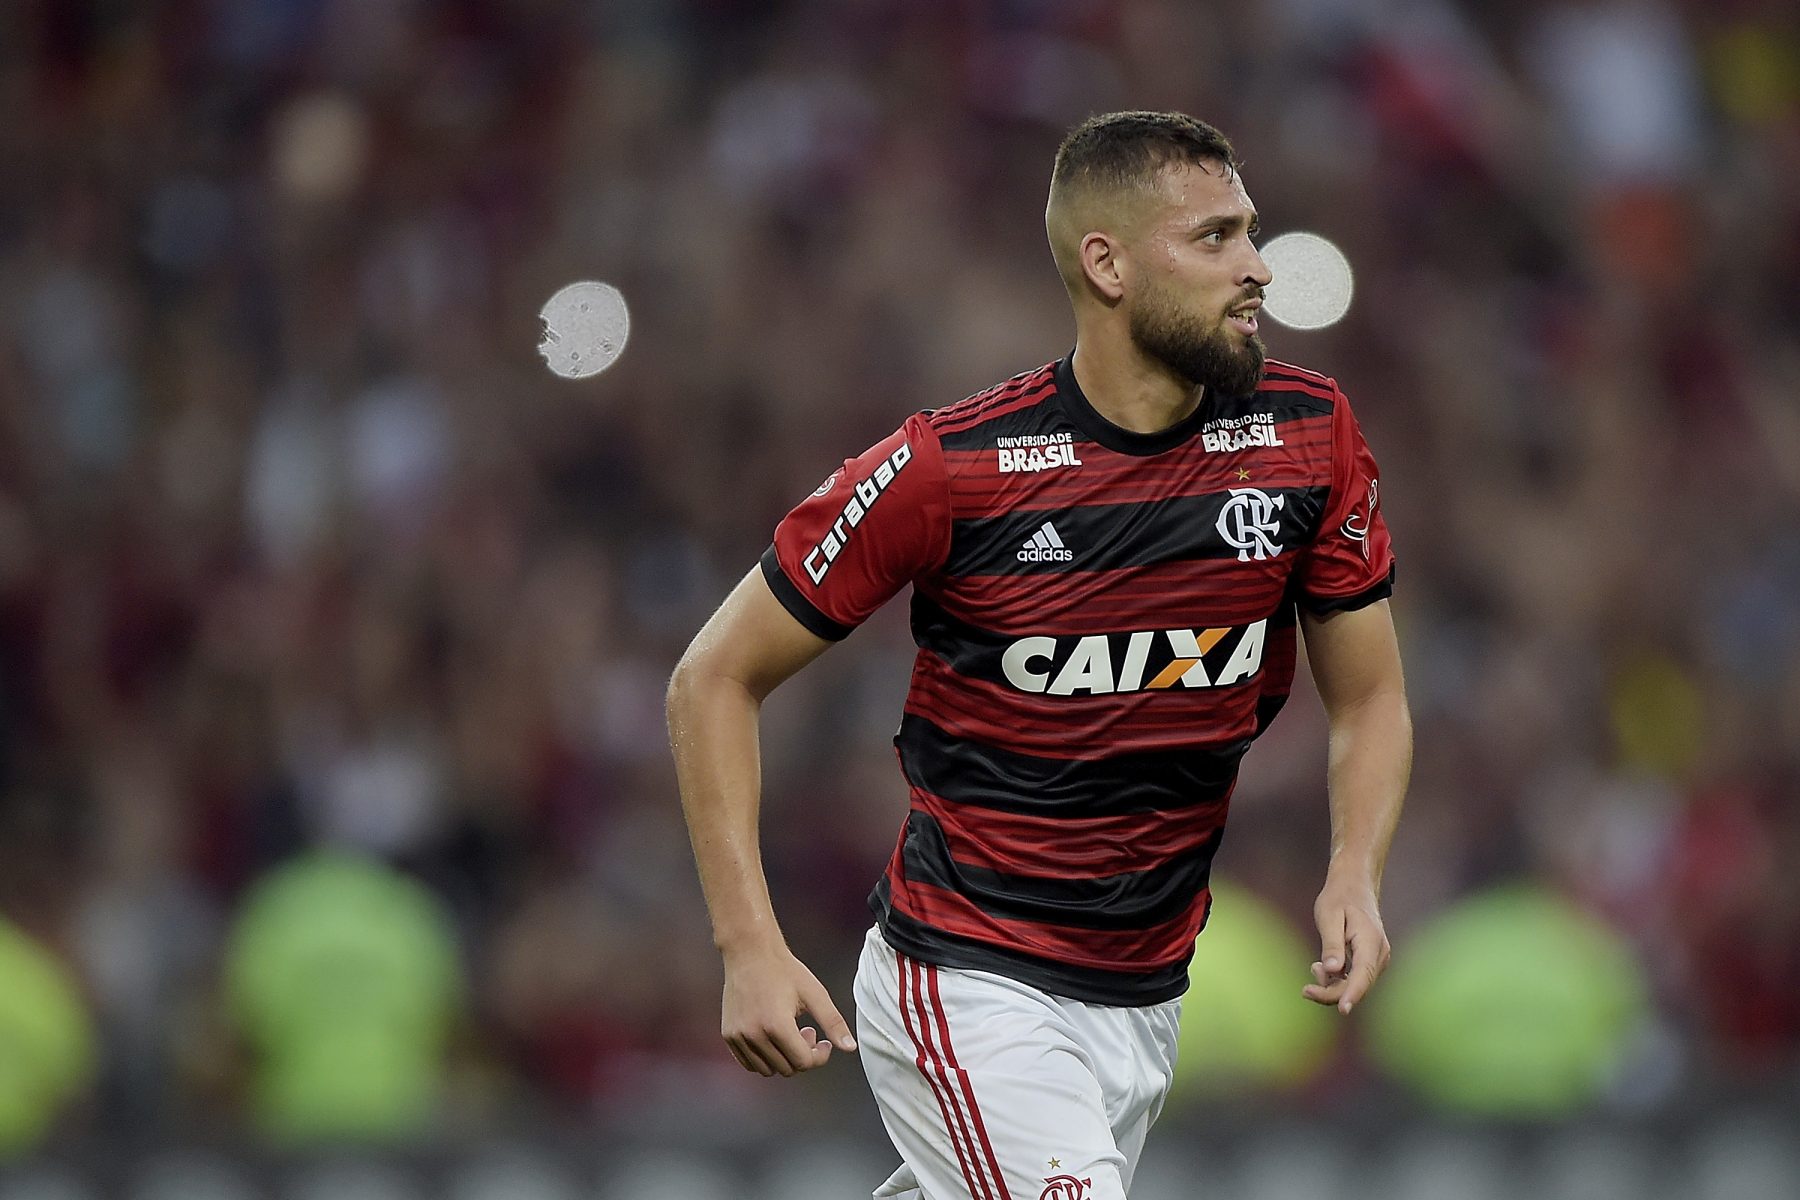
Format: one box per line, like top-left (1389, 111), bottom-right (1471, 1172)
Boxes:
top-left (1298, 597), bottom-right (1412, 1014)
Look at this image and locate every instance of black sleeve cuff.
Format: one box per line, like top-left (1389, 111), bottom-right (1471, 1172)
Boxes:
top-left (759, 547), bottom-right (855, 641)
top-left (1300, 562), bottom-right (1397, 616)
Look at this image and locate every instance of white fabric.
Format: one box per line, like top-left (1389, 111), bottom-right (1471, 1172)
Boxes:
top-left (853, 925), bottom-right (1182, 1200)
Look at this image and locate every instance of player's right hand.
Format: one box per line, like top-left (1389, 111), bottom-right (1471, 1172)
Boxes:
top-left (720, 944), bottom-right (857, 1077)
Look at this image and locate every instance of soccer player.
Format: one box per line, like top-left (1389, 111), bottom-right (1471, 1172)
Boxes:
top-left (668, 111), bottom-right (1411, 1200)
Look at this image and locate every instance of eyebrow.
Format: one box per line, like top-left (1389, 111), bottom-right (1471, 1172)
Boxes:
top-left (1194, 212), bottom-right (1259, 233)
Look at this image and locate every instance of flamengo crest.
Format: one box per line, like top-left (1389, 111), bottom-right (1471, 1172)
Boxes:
top-left (1216, 487), bottom-right (1285, 561)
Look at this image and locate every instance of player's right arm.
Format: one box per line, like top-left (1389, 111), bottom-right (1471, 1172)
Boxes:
top-left (667, 569), bottom-right (852, 1077)
top-left (668, 413), bottom-right (951, 1078)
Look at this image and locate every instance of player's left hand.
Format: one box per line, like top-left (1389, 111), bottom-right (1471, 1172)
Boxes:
top-left (1303, 876), bottom-right (1390, 1015)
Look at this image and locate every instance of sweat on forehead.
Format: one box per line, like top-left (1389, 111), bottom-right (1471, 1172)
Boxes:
top-left (1044, 158), bottom-right (1240, 260)
top-left (1049, 157), bottom-right (1237, 227)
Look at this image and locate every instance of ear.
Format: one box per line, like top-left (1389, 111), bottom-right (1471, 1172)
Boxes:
top-left (1079, 232), bottom-right (1127, 303)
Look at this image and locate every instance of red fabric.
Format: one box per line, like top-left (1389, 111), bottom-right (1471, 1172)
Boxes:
top-left (889, 876), bottom-right (1209, 972)
top-left (768, 412), bottom-right (952, 631)
top-left (1295, 384), bottom-right (1395, 605)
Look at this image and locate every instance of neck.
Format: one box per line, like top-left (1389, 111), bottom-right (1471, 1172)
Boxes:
top-left (1068, 331), bottom-right (1204, 435)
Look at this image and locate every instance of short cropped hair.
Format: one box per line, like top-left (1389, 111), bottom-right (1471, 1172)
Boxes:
top-left (1051, 111), bottom-right (1239, 195)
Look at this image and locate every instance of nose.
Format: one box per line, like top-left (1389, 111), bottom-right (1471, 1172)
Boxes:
top-left (1244, 242), bottom-right (1272, 290)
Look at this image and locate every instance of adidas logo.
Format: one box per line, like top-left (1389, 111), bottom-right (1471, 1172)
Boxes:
top-left (1018, 520), bottom-right (1074, 563)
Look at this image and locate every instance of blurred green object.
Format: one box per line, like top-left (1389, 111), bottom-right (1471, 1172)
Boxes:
top-left (0, 922), bottom-right (95, 1157)
top-left (1609, 653), bottom-right (1704, 780)
top-left (1366, 883), bottom-right (1649, 1115)
top-left (1171, 881), bottom-right (1337, 1098)
top-left (226, 852), bottom-right (461, 1142)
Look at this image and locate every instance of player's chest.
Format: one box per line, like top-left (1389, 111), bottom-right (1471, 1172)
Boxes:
top-left (939, 431), bottom-right (1329, 590)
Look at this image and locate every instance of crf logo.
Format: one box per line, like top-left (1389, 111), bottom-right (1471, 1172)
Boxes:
top-left (1339, 477), bottom-right (1378, 560)
top-left (1217, 487), bottom-right (1285, 561)
top-left (1000, 621), bottom-right (1268, 696)
top-left (1040, 1176), bottom-right (1091, 1200)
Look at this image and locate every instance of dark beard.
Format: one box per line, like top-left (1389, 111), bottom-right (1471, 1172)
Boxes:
top-left (1129, 291), bottom-right (1266, 397)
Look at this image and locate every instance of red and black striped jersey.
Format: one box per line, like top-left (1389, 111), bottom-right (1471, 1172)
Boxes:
top-left (761, 355), bottom-right (1395, 1005)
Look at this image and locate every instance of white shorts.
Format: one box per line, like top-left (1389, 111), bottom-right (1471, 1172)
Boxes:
top-left (853, 925), bottom-right (1182, 1200)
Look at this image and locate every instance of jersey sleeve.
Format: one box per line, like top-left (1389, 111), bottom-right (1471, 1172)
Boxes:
top-left (760, 412), bottom-right (952, 640)
top-left (1295, 384), bottom-right (1396, 614)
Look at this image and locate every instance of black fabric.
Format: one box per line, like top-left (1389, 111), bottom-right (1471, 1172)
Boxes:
top-left (942, 486), bottom-right (1331, 577)
top-left (895, 713), bottom-right (1244, 818)
top-left (1301, 562), bottom-right (1397, 615)
top-left (899, 811), bottom-right (1224, 931)
top-left (759, 546), bottom-right (854, 641)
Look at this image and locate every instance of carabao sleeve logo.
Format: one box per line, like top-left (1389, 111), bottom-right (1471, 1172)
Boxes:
top-left (802, 442), bottom-right (914, 584)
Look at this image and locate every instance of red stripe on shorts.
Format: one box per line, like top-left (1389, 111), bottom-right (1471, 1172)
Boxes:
top-left (898, 952), bottom-right (991, 1200)
top-left (925, 964), bottom-right (1015, 1200)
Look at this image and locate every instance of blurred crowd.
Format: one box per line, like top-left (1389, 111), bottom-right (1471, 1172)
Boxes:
top-left (0, 0), bottom-right (1797, 1149)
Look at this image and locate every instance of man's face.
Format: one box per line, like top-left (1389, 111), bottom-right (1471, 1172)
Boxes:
top-left (1125, 161), bottom-right (1273, 396)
